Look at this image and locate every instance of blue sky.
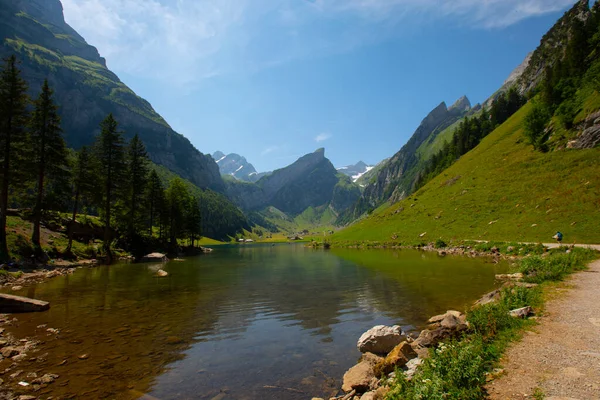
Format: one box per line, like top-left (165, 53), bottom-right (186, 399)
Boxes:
top-left (61, 0), bottom-right (580, 172)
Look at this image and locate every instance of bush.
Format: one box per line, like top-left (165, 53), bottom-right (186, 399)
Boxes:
top-left (435, 239), bottom-right (447, 249)
top-left (387, 337), bottom-right (488, 400)
top-left (519, 248), bottom-right (595, 283)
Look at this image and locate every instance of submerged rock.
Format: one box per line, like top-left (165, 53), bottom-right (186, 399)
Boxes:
top-left (357, 325), bottom-right (403, 354)
top-left (156, 270), bottom-right (169, 277)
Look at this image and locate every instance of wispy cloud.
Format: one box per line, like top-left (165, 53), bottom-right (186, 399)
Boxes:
top-left (315, 132), bottom-right (332, 143)
top-left (261, 145), bottom-right (279, 156)
top-left (61, 0), bottom-right (576, 85)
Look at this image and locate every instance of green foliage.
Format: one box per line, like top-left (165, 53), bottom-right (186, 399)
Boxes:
top-left (28, 79), bottom-right (70, 250)
top-left (124, 134), bottom-right (149, 236)
top-left (0, 55), bottom-right (30, 261)
top-left (94, 113), bottom-right (126, 261)
top-left (519, 248), bottom-right (597, 283)
top-left (523, 101), bottom-right (552, 151)
top-left (387, 337), bottom-right (488, 400)
top-left (435, 239), bottom-right (447, 249)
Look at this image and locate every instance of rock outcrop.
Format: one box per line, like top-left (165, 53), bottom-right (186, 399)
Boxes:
top-left (572, 111), bottom-right (600, 149)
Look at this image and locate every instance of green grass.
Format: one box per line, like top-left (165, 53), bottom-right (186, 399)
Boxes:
top-left (334, 102), bottom-right (600, 246)
top-left (386, 248), bottom-right (597, 399)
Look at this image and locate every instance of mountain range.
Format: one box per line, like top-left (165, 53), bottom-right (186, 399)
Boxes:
top-left (337, 162), bottom-right (374, 182)
top-left (2, 0), bottom-right (598, 239)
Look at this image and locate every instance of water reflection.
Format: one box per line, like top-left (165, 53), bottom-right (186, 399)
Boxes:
top-left (2, 244), bottom-right (508, 399)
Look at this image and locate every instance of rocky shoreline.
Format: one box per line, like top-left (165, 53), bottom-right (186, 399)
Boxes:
top-left (315, 275), bottom-right (538, 400)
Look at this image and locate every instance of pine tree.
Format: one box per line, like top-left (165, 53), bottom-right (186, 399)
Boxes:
top-left (147, 169), bottom-right (163, 235)
top-left (125, 134), bottom-right (149, 238)
top-left (94, 114), bottom-right (126, 264)
top-left (67, 146), bottom-right (95, 254)
top-left (29, 80), bottom-right (69, 253)
top-left (0, 56), bottom-right (29, 261)
top-left (186, 197), bottom-right (202, 247)
top-left (165, 178), bottom-right (190, 247)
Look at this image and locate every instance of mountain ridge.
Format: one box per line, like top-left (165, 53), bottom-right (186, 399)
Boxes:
top-left (0, 0), bottom-right (225, 192)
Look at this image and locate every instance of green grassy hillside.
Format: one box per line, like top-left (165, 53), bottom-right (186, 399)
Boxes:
top-left (333, 102), bottom-right (600, 245)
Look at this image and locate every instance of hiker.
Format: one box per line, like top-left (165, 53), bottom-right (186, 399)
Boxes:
top-left (553, 231), bottom-right (563, 243)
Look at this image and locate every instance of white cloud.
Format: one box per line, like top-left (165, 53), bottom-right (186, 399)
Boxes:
top-left (61, 0), bottom-right (577, 85)
top-left (315, 132), bottom-right (332, 142)
top-left (261, 146), bottom-right (279, 156)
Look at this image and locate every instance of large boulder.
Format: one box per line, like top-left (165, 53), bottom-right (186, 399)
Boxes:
top-left (342, 353), bottom-right (382, 393)
top-left (374, 341), bottom-right (417, 376)
top-left (357, 325), bottom-right (404, 354)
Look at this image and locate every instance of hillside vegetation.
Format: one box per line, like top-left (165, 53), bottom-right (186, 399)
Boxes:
top-left (333, 102), bottom-right (600, 245)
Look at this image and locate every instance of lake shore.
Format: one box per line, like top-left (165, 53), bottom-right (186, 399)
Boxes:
top-left (320, 246), bottom-right (598, 400)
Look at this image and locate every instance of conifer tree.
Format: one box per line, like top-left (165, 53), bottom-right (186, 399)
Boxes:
top-left (67, 146), bottom-right (95, 254)
top-left (0, 56), bottom-right (29, 261)
top-left (94, 114), bottom-right (126, 263)
top-left (186, 197), bottom-right (202, 247)
top-left (165, 178), bottom-right (190, 247)
top-left (125, 134), bottom-right (149, 238)
top-left (147, 169), bottom-right (163, 235)
top-left (29, 80), bottom-right (69, 252)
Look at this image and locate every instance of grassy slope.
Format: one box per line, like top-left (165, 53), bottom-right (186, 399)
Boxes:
top-left (333, 102), bottom-right (600, 245)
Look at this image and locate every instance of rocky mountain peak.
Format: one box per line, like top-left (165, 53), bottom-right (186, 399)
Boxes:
top-left (448, 96), bottom-right (471, 114)
top-left (212, 151), bottom-right (258, 181)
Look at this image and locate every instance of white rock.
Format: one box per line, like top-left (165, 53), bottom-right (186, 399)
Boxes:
top-left (357, 325), bottom-right (403, 354)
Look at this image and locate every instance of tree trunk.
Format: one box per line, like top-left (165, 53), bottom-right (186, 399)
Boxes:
top-left (104, 164), bottom-right (112, 264)
top-left (32, 112), bottom-right (47, 254)
top-left (0, 118), bottom-right (12, 262)
top-left (66, 189), bottom-right (79, 254)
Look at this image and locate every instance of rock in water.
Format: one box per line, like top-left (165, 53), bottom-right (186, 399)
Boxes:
top-left (156, 270), bottom-right (168, 277)
top-left (143, 253), bottom-right (168, 262)
top-left (0, 294), bottom-right (50, 313)
top-left (357, 325), bottom-right (403, 354)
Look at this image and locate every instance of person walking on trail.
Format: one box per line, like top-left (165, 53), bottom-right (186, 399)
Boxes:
top-left (553, 231), bottom-right (563, 243)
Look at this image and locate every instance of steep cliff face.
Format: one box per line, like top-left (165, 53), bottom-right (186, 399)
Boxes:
top-left (517, 0), bottom-right (592, 94)
top-left (0, 0), bottom-right (224, 191)
top-left (359, 97), bottom-right (471, 209)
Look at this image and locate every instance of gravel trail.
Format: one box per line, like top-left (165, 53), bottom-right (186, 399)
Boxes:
top-left (486, 259), bottom-right (600, 399)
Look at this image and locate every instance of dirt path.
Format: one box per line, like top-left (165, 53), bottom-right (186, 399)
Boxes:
top-left (486, 259), bottom-right (600, 400)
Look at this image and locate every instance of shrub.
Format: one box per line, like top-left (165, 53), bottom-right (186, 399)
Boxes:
top-left (523, 101), bottom-right (552, 151)
top-left (519, 248), bottom-right (595, 283)
top-left (387, 337), bottom-right (488, 400)
top-left (435, 239), bottom-right (447, 249)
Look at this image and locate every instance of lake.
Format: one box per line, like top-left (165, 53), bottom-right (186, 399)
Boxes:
top-left (2, 244), bottom-right (508, 399)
